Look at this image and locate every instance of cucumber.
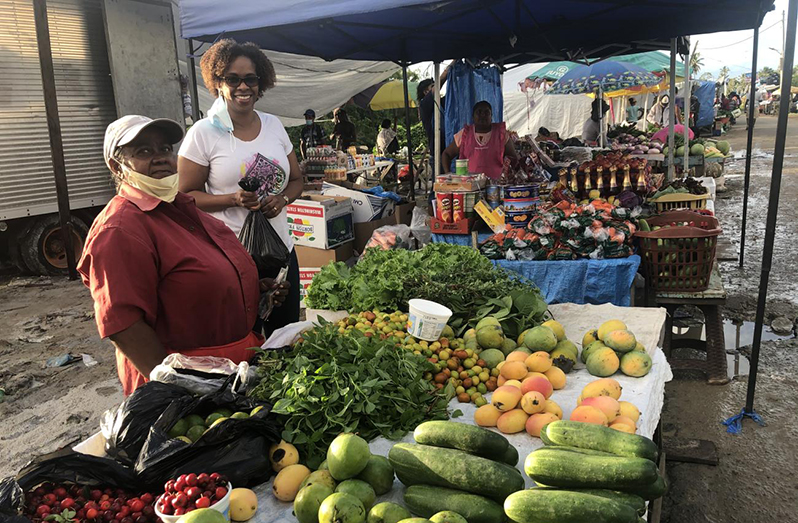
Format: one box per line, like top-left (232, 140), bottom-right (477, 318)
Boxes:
top-left (504, 489), bottom-right (638, 523)
top-left (617, 474), bottom-right (668, 500)
top-left (539, 428), bottom-right (558, 446)
top-left (389, 443), bottom-right (523, 501)
top-left (404, 485), bottom-right (505, 523)
top-left (502, 443), bottom-right (519, 466)
top-left (546, 446), bottom-right (616, 457)
top-left (414, 421), bottom-right (509, 461)
top-left (543, 421), bottom-right (658, 461)
top-left (533, 487), bottom-right (646, 516)
top-left (524, 448), bottom-right (659, 489)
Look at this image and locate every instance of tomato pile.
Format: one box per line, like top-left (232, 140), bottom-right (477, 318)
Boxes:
top-left (22, 483), bottom-right (157, 523)
top-left (155, 473), bottom-right (229, 517)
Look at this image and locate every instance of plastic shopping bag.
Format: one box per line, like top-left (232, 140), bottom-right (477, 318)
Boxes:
top-left (100, 381), bottom-right (194, 467)
top-left (135, 378), bottom-right (280, 489)
top-left (149, 354), bottom-right (256, 397)
top-left (237, 178), bottom-right (290, 279)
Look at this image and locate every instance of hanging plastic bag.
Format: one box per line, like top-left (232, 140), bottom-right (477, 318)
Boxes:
top-left (135, 378), bottom-right (280, 489)
top-left (410, 206), bottom-right (431, 246)
top-left (363, 225), bottom-right (415, 252)
top-left (237, 178), bottom-right (290, 280)
top-left (100, 381), bottom-right (194, 467)
top-left (149, 354), bottom-right (256, 397)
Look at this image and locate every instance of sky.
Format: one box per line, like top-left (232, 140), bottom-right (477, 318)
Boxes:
top-left (411, 0), bottom-right (795, 91)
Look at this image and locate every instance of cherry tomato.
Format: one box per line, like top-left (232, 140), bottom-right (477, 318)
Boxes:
top-left (54, 488), bottom-right (68, 500)
top-left (129, 501), bottom-right (144, 513)
top-left (140, 493), bottom-right (154, 505)
top-left (173, 494), bottom-right (188, 509)
top-left (36, 506), bottom-right (51, 517)
top-left (60, 498), bottom-right (76, 510)
top-left (86, 508), bottom-right (99, 520)
top-left (195, 497), bottom-right (211, 509)
top-left (214, 487), bottom-right (227, 500)
top-left (173, 508), bottom-right (185, 516)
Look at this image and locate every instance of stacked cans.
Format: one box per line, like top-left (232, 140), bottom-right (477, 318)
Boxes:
top-left (435, 190), bottom-right (480, 223)
top-left (502, 184), bottom-right (541, 228)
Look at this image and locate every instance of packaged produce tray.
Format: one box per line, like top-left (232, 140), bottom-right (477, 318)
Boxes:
top-left (648, 192), bottom-right (709, 212)
top-left (636, 210), bottom-right (721, 292)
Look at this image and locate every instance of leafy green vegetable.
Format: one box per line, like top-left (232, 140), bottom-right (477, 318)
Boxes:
top-left (249, 323), bottom-right (452, 467)
top-left (304, 244), bottom-right (547, 338)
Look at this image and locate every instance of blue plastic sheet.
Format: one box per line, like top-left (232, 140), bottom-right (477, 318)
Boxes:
top-left (432, 233), bottom-right (640, 306)
top-left (444, 61), bottom-right (504, 150)
top-left (694, 80), bottom-right (716, 128)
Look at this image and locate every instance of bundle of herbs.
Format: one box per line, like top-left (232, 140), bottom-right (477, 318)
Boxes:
top-left (249, 323), bottom-right (453, 467)
top-left (305, 244), bottom-right (548, 338)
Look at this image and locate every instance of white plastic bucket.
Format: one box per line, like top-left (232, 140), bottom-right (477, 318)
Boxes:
top-left (156, 482), bottom-right (233, 523)
top-left (407, 299), bottom-right (453, 341)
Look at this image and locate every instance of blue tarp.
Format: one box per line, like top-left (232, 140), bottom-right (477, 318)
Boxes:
top-left (179, 1), bottom-right (774, 63)
top-left (444, 61), bottom-right (503, 151)
top-left (431, 233), bottom-right (640, 307)
top-left (694, 81), bottom-right (716, 128)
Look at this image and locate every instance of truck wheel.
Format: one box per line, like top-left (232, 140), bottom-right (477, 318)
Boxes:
top-left (7, 223), bottom-right (35, 273)
top-left (20, 214), bottom-right (89, 275)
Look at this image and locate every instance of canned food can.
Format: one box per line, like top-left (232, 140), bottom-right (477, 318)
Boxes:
top-left (486, 185), bottom-right (501, 203)
top-left (436, 192), bottom-right (453, 223)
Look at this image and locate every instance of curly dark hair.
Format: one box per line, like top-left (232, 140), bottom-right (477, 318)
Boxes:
top-left (200, 38), bottom-right (276, 99)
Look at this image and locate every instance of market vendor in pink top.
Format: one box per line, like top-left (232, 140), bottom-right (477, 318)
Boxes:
top-left (441, 100), bottom-right (518, 179)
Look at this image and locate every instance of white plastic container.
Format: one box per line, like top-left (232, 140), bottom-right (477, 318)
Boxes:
top-left (407, 299), bottom-right (453, 341)
top-left (155, 482), bottom-right (233, 523)
top-left (455, 158), bottom-right (469, 175)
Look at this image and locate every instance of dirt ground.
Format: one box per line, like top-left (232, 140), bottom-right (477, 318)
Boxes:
top-left (1, 114), bottom-right (797, 522)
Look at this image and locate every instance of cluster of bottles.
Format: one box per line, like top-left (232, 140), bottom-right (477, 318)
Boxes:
top-left (557, 161), bottom-right (649, 200)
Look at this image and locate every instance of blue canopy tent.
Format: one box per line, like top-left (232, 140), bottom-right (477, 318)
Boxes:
top-left (177, 0), bottom-right (793, 433)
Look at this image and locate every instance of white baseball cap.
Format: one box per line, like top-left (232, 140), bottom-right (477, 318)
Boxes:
top-left (103, 115), bottom-right (184, 169)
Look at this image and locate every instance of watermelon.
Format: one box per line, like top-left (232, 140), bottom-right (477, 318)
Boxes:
top-left (716, 140), bottom-right (730, 155)
top-left (690, 144), bottom-right (705, 156)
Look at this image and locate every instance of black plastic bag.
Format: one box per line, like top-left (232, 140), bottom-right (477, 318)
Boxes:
top-left (101, 382), bottom-right (195, 467)
top-left (238, 178), bottom-right (290, 279)
top-left (134, 379), bottom-right (281, 489)
top-left (0, 449), bottom-right (144, 523)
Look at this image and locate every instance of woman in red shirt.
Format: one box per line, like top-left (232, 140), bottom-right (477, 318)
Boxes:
top-left (78, 115), bottom-right (288, 395)
top-left (441, 100), bottom-right (518, 179)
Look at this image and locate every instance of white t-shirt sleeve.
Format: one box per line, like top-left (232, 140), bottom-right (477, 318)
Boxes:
top-left (178, 120), bottom-right (215, 166)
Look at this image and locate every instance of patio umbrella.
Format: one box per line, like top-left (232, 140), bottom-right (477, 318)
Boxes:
top-left (547, 60), bottom-right (661, 146)
top-left (352, 79), bottom-right (419, 110)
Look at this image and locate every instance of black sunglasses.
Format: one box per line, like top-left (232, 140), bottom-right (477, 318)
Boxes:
top-left (221, 75), bottom-right (260, 88)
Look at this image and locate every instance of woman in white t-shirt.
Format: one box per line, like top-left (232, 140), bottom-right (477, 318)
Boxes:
top-left (178, 39), bottom-right (303, 335)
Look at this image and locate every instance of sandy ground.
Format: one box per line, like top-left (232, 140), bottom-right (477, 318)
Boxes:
top-left (1, 114), bottom-right (797, 522)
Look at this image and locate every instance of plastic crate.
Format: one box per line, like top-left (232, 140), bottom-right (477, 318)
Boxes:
top-left (636, 210), bottom-right (721, 292)
top-left (649, 192), bottom-right (709, 212)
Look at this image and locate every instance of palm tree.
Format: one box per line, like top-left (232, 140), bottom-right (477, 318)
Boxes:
top-left (700, 72), bottom-right (714, 81)
top-left (690, 41), bottom-right (704, 76)
top-left (719, 66), bottom-right (731, 82)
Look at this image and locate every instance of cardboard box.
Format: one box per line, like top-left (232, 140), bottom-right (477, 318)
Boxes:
top-left (287, 195), bottom-right (354, 248)
top-left (474, 200), bottom-right (506, 233)
top-left (299, 268), bottom-right (322, 308)
top-left (394, 201), bottom-right (415, 226)
top-left (322, 182), bottom-right (395, 223)
top-left (295, 242), bottom-right (354, 267)
top-left (429, 217), bottom-right (476, 235)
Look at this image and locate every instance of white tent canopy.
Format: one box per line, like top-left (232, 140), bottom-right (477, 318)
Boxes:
top-left (179, 49), bottom-right (399, 128)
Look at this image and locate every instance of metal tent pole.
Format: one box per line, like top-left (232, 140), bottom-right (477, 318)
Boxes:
top-left (743, 0), bottom-right (797, 417)
top-left (740, 25), bottom-right (760, 268)
top-left (402, 63), bottom-right (415, 199)
top-left (667, 39), bottom-right (677, 181)
top-left (33, 0), bottom-right (77, 280)
top-left (434, 62), bottom-right (441, 178)
top-left (599, 83), bottom-right (605, 148)
top-left (683, 38), bottom-right (690, 172)
top-left (187, 39), bottom-right (201, 122)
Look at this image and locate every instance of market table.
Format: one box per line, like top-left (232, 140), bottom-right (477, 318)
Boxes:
top-left (76, 303), bottom-right (670, 523)
top-left (432, 233), bottom-right (640, 306)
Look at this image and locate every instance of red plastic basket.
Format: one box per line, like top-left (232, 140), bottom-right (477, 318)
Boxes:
top-left (635, 210), bottom-right (721, 292)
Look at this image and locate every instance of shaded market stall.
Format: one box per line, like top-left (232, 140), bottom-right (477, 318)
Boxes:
top-left (177, 0), bottom-right (787, 431)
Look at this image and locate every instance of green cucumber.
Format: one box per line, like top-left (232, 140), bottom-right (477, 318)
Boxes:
top-left (502, 443), bottom-right (519, 466)
top-left (389, 443), bottom-right (523, 501)
top-left (504, 489), bottom-right (638, 523)
top-left (524, 447), bottom-right (659, 489)
top-left (617, 474), bottom-right (668, 500)
top-left (545, 446), bottom-right (616, 457)
top-left (543, 421), bottom-right (658, 461)
top-left (404, 485), bottom-right (505, 523)
top-left (414, 421), bottom-right (509, 461)
top-left (533, 487), bottom-right (646, 516)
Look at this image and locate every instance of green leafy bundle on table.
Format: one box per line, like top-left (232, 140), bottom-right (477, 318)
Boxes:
top-left (304, 243), bottom-right (548, 338)
top-left (249, 323), bottom-right (452, 468)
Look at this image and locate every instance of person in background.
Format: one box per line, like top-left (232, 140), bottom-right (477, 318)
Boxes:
top-left (80, 115), bottom-right (288, 395)
top-left (177, 38), bottom-right (302, 338)
top-left (330, 108), bottom-right (357, 150)
top-left (647, 94), bottom-right (681, 128)
top-left (299, 109), bottom-right (324, 159)
top-left (626, 98), bottom-right (642, 123)
top-left (376, 119), bottom-right (399, 156)
top-left (582, 94), bottom-right (610, 144)
top-left (441, 100), bottom-right (518, 180)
